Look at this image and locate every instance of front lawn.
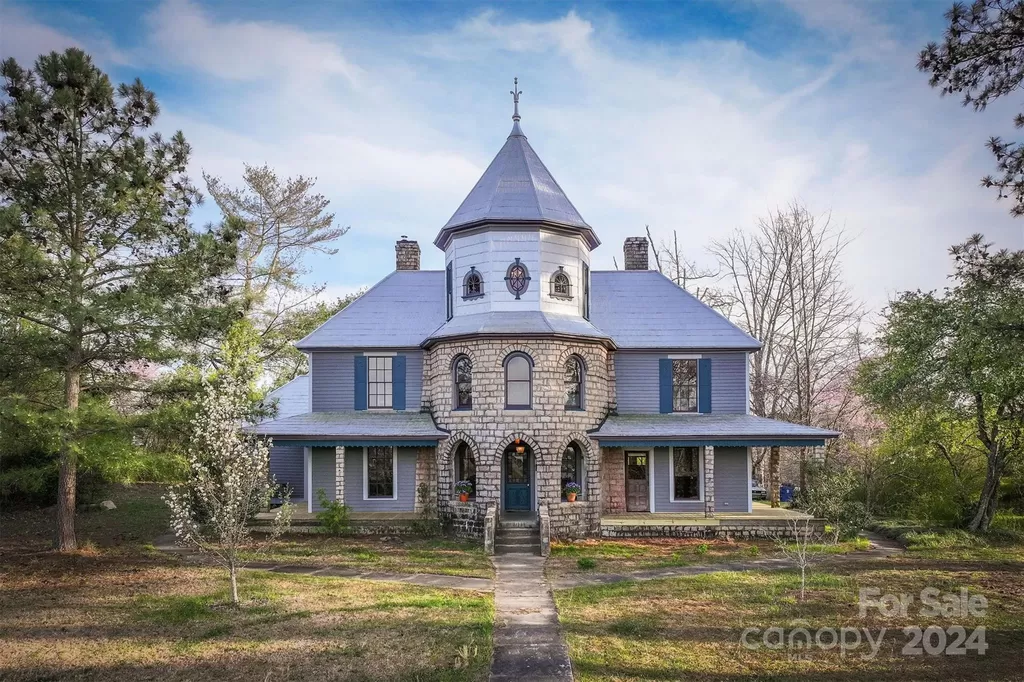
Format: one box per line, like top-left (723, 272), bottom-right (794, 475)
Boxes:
top-left (247, 534), bottom-right (494, 578)
top-left (549, 537), bottom-right (870, 578)
top-left (554, 557), bottom-right (1024, 681)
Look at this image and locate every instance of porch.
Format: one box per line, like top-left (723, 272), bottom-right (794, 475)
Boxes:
top-left (600, 502), bottom-right (821, 539)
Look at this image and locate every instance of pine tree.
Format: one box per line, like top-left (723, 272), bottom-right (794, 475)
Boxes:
top-left (0, 49), bottom-right (235, 550)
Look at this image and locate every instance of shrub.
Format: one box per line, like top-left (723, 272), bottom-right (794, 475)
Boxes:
top-left (695, 543), bottom-right (709, 555)
top-left (800, 462), bottom-right (870, 541)
top-left (746, 544), bottom-right (760, 557)
top-left (315, 488), bottom-right (350, 535)
top-left (577, 557), bottom-right (597, 570)
top-left (412, 481), bottom-right (443, 537)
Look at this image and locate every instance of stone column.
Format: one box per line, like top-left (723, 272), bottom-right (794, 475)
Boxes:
top-left (769, 445), bottom-right (781, 508)
top-left (334, 446), bottom-right (345, 505)
top-left (414, 447), bottom-right (437, 513)
top-left (703, 445), bottom-right (715, 518)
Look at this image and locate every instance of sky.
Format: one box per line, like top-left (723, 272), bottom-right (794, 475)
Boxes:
top-left (2, 0), bottom-right (1023, 319)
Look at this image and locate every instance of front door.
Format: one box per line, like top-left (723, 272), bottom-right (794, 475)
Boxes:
top-left (626, 451), bottom-right (650, 512)
top-left (504, 448), bottom-right (531, 511)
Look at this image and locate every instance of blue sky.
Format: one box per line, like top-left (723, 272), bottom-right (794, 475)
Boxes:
top-left (2, 0), bottom-right (1023, 316)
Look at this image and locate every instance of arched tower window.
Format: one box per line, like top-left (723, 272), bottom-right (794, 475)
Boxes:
top-left (550, 267), bottom-right (572, 299)
top-left (504, 352), bottom-right (533, 409)
top-left (453, 355), bottom-right (472, 409)
top-left (463, 267), bottom-right (483, 299)
top-left (454, 442), bottom-right (476, 498)
top-left (561, 442), bottom-right (584, 500)
top-left (564, 355), bottom-right (584, 410)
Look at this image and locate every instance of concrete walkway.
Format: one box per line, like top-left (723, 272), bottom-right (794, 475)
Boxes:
top-left (489, 555), bottom-right (573, 682)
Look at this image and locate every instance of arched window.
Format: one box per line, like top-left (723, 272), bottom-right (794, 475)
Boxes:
top-left (453, 355), bottom-right (472, 409)
top-left (463, 267), bottom-right (483, 299)
top-left (504, 352), bottom-right (532, 409)
top-left (550, 267), bottom-right (572, 299)
top-left (561, 442), bottom-right (584, 500)
top-left (454, 442), bottom-right (476, 498)
top-left (564, 355), bottom-right (584, 410)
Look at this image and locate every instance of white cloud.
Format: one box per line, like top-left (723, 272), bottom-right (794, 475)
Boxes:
top-left (0, 4), bottom-right (126, 66)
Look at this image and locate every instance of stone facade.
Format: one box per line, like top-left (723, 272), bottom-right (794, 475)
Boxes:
top-left (703, 445), bottom-right (715, 517)
top-left (334, 446), bottom-right (345, 505)
top-left (424, 337), bottom-right (614, 537)
top-left (600, 447), bottom-right (627, 513)
top-left (414, 446), bottom-right (436, 513)
top-left (601, 518), bottom-right (826, 540)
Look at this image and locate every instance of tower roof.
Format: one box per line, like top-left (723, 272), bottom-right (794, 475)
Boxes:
top-left (434, 81), bottom-right (599, 250)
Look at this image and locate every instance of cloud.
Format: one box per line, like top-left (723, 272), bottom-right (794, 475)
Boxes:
top-left (0, 4), bottom-right (127, 67)
top-left (144, 0), bottom-right (362, 85)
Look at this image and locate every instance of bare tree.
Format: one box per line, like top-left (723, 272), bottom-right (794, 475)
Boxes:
top-left (647, 225), bottom-right (723, 305)
top-left (771, 517), bottom-right (834, 602)
top-left (711, 203), bottom-right (862, 497)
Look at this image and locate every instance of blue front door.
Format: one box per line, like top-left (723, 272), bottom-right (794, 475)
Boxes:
top-left (504, 448), bottom-right (531, 511)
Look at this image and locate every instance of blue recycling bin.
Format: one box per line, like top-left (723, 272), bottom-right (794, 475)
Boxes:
top-left (779, 485), bottom-right (795, 503)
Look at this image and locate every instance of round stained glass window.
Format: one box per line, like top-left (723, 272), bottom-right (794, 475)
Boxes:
top-left (505, 258), bottom-right (531, 299)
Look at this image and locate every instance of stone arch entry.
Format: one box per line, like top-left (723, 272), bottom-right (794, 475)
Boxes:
top-left (498, 433), bottom-right (542, 512)
top-left (557, 432), bottom-right (597, 502)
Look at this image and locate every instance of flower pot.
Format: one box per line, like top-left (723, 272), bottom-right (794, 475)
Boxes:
top-left (459, 493), bottom-right (469, 503)
top-left (567, 493), bottom-right (577, 503)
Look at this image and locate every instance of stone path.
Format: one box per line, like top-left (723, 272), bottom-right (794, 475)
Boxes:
top-left (489, 554), bottom-right (573, 682)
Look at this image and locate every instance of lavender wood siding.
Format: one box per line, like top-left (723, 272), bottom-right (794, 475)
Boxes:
top-left (310, 447), bottom-right (336, 511)
top-left (614, 352), bottom-right (747, 415)
top-left (344, 446), bottom-right (417, 512)
top-left (269, 445), bottom-right (304, 501)
top-left (652, 446), bottom-right (750, 512)
top-left (311, 352), bottom-right (355, 411)
top-left (311, 351), bottom-right (422, 412)
top-left (713, 447), bottom-right (750, 512)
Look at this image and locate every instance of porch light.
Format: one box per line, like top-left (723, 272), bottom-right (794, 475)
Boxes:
top-left (514, 438), bottom-right (525, 454)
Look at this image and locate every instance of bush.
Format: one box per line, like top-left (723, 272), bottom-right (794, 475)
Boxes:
top-left (800, 463), bottom-right (870, 541)
top-left (577, 557), bottom-right (597, 570)
top-left (315, 488), bottom-right (350, 535)
top-left (412, 481), bottom-right (443, 536)
top-left (695, 543), bottom-right (709, 555)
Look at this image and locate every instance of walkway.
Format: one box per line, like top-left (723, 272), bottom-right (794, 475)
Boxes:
top-left (489, 554), bottom-right (573, 682)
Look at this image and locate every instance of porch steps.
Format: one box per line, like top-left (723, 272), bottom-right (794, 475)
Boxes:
top-left (495, 516), bottom-right (541, 555)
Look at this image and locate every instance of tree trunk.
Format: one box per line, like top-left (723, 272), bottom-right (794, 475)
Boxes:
top-left (55, 367), bottom-right (81, 552)
top-left (798, 447), bottom-right (807, 494)
top-left (769, 446), bottom-right (781, 508)
top-left (967, 456), bottom-right (1001, 532)
top-left (229, 555), bottom-right (239, 605)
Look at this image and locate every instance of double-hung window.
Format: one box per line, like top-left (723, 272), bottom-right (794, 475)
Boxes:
top-left (366, 446), bottom-right (395, 499)
top-left (672, 359), bottom-right (698, 413)
top-left (671, 446), bottom-right (701, 501)
top-left (368, 356), bottom-right (393, 409)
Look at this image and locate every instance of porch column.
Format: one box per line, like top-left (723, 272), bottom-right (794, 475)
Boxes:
top-left (703, 445), bottom-right (715, 518)
top-left (769, 445), bottom-right (780, 508)
top-left (304, 447), bottom-right (312, 514)
top-left (334, 446), bottom-right (345, 506)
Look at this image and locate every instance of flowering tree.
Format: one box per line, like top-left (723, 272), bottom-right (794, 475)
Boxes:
top-left (164, 376), bottom-right (291, 605)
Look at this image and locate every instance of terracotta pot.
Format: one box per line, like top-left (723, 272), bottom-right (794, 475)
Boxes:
top-left (567, 493), bottom-right (577, 503)
top-left (459, 493), bottom-right (469, 503)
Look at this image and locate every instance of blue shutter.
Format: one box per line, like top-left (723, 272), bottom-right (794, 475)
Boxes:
top-left (698, 358), bottom-right (712, 414)
top-left (393, 355), bottom-right (406, 411)
top-left (354, 355), bottom-right (367, 411)
top-left (658, 358), bottom-right (673, 414)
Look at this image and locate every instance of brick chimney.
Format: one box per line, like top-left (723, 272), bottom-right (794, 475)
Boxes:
top-left (395, 236), bottom-right (420, 271)
top-left (623, 236), bottom-right (649, 270)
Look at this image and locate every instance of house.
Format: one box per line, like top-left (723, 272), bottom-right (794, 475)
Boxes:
top-left (253, 91), bottom-right (837, 542)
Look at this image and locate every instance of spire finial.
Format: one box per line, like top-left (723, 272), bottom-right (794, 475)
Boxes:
top-left (510, 77), bottom-right (522, 122)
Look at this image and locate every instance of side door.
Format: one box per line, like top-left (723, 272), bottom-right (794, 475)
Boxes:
top-left (625, 451), bottom-right (650, 512)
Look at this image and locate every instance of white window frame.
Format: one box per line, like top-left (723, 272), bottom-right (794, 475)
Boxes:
top-left (367, 355), bottom-right (394, 410)
top-left (363, 445), bottom-right (399, 501)
top-left (670, 358), bottom-right (700, 414)
top-left (668, 445), bottom-right (705, 502)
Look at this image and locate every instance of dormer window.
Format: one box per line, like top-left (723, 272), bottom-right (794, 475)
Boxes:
top-left (463, 267), bottom-right (484, 299)
top-left (549, 267), bottom-right (572, 299)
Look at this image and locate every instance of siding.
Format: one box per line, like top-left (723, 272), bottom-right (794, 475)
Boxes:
top-left (651, 446), bottom-right (750, 512)
top-left (311, 352), bottom-right (355, 411)
top-left (615, 351), bottom-right (748, 415)
top-left (310, 447), bottom-right (336, 511)
top-left (311, 351), bottom-right (422, 412)
top-left (344, 446), bottom-right (417, 512)
top-left (270, 445), bottom-right (304, 501)
top-left (713, 447), bottom-right (750, 512)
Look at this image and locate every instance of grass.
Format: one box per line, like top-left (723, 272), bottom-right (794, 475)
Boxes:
top-left (548, 537), bottom-right (871, 577)
top-left (554, 555), bottom-right (1024, 681)
top-left (246, 534), bottom-right (494, 579)
top-left (872, 518), bottom-right (1024, 562)
top-left (0, 484), bottom-right (495, 681)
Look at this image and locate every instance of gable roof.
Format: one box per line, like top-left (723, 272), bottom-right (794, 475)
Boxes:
top-left (589, 270), bottom-right (761, 351)
top-left (295, 270), bottom-right (446, 350)
top-left (296, 269), bottom-right (759, 351)
top-left (434, 124), bottom-right (600, 249)
top-left (262, 375), bottom-right (309, 420)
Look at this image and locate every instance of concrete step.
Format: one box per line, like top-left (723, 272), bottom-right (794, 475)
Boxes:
top-left (496, 543), bottom-right (541, 555)
top-left (496, 528), bottom-right (538, 540)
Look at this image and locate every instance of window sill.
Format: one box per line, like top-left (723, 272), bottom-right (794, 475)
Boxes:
top-left (564, 407), bottom-right (585, 412)
top-left (549, 294), bottom-right (574, 301)
top-left (504, 406), bottom-right (533, 411)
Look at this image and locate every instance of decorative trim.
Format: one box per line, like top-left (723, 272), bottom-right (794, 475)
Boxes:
top-left (363, 445), bottom-right (399, 501)
top-left (591, 438), bottom-right (828, 448)
top-left (274, 439), bottom-right (442, 447)
top-left (668, 445), bottom-right (704, 503)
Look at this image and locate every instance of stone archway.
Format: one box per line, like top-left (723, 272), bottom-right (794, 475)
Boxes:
top-left (496, 432), bottom-right (543, 513)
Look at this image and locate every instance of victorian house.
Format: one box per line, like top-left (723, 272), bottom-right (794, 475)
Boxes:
top-left (254, 87), bottom-right (837, 547)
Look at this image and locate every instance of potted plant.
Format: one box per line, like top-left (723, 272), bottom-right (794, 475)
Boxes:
top-left (454, 480), bottom-right (473, 503)
top-left (564, 481), bottom-right (581, 503)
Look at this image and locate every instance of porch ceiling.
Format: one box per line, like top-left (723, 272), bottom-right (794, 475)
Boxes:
top-left (589, 413), bottom-right (839, 447)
